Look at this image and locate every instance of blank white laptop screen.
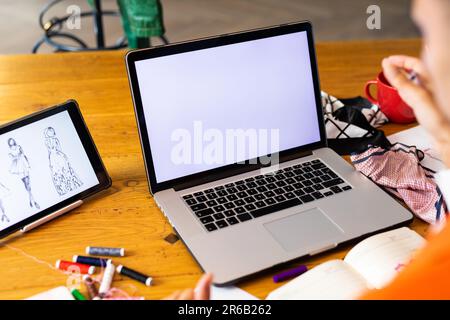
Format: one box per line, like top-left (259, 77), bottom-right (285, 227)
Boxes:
top-left (135, 31), bottom-right (321, 183)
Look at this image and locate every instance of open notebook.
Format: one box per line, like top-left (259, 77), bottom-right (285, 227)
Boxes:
top-left (267, 227), bottom-right (425, 300)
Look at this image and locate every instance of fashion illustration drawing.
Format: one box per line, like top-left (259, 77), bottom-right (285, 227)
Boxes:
top-left (45, 127), bottom-right (83, 196)
top-left (8, 138), bottom-right (40, 209)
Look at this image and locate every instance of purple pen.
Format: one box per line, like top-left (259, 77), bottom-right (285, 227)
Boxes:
top-left (273, 265), bottom-right (308, 283)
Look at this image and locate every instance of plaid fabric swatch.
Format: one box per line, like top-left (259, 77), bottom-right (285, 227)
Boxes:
top-left (322, 91), bottom-right (388, 139)
top-left (351, 143), bottom-right (447, 224)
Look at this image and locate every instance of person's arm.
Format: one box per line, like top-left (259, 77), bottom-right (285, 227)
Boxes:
top-left (382, 55), bottom-right (450, 167)
top-left (359, 56), bottom-right (450, 299)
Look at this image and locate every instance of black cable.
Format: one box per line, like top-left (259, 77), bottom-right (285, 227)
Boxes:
top-left (32, 0), bottom-right (170, 53)
top-left (38, 0), bottom-right (64, 29)
top-left (33, 0), bottom-right (127, 53)
top-left (45, 33), bottom-right (89, 51)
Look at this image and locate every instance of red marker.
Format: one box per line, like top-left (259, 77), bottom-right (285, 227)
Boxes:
top-left (56, 260), bottom-right (95, 274)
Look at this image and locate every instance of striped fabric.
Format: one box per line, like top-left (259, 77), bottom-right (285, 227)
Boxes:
top-left (351, 143), bottom-right (447, 224)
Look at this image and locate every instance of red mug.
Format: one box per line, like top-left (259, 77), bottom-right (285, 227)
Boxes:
top-left (364, 72), bottom-right (416, 124)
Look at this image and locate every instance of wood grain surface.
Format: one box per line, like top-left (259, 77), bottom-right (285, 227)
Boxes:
top-left (0, 39), bottom-right (427, 299)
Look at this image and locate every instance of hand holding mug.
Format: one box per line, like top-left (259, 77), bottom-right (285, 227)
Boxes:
top-left (382, 55), bottom-right (450, 167)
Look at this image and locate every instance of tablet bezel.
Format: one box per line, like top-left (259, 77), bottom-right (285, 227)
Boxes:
top-left (0, 100), bottom-right (111, 238)
top-left (125, 21), bottom-right (327, 195)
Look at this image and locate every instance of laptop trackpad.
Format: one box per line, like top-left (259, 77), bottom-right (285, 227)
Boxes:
top-left (264, 208), bottom-right (344, 252)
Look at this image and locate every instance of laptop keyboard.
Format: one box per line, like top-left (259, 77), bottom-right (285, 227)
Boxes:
top-left (182, 159), bottom-right (352, 232)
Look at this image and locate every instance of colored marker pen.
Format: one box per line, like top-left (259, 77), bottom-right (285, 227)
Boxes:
top-left (273, 265), bottom-right (308, 283)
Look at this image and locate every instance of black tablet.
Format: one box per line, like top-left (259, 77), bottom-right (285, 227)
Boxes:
top-left (0, 100), bottom-right (111, 238)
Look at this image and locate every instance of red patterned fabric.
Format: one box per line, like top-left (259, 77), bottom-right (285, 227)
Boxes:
top-left (351, 144), bottom-right (447, 224)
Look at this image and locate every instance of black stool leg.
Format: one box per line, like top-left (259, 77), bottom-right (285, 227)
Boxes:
top-left (137, 37), bottom-right (151, 48)
top-left (93, 0), bottom-right (105, 48)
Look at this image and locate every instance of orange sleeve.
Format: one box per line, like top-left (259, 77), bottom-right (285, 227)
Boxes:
top-left (361, 222), bottom-right (450, 300)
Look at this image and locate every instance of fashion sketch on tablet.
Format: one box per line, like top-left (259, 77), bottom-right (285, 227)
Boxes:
top-left (0, 182), bottom-right (10, 223)
top-left (45, 127), bottom-right (83, 196)
top-left (8, 138), bottom-right (40, 209)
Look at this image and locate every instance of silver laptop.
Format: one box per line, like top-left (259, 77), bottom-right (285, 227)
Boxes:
top-left (125, 22), bottom-right (413, 285)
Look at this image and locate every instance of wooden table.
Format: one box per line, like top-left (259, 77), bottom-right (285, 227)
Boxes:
top-left (0, 39), bottom-right (428, 300)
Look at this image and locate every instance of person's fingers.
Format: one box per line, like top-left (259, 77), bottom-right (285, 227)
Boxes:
top-left (162, 290), bottom-right (182, 300)
top-left (162, 274), bottom-right (214, 300)
top-left (385, 55), bottom-right (429, 78)
top-left (381, 55), bottom-right (450, 168)
top-left (382, 59), bottom-right (425, 104)
top-left (382, 56), bottom-right (432, 91)
top-left (194, 273), bottom-right (213, 300)
top-left (382, 57), bottom-right (419, 91)
top-left (178, 288), bottom-right (195, 300)
top-left (382, 57), bottom-right (447, 138)
top-left (382, 57), bottom-right (434, 108)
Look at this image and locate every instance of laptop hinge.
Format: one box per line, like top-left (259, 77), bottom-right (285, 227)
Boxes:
top-left (173, 150), bottom-right (313, 191)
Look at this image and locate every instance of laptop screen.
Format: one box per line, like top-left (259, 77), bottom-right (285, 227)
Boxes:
top-left (134, 31), bottom-right (322, 183)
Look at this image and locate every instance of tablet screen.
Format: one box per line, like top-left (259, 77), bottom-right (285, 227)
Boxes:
top-left (0, 110), bottom-right (99, 232)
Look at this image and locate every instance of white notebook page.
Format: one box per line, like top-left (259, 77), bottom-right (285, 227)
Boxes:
top-left (344, 227), bottom-right (425, 289)
top-left (266, 260), bottom-right (369, 300)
